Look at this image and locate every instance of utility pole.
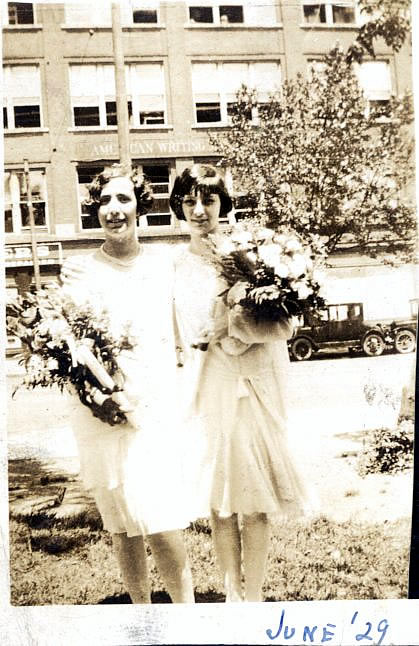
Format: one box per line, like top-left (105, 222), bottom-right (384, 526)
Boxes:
top-left (23, 159), bottom-right (41, 290)
top-left (111, 1), bottom-right (131, 172)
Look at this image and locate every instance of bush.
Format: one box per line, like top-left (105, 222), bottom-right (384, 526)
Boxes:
top-left (358, 419), bottom-right (414, 476)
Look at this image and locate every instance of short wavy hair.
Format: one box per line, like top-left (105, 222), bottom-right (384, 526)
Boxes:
top-left (169, 164), bottom-right (233, 221)
top-left (84, 164), bottom-right (153, 216)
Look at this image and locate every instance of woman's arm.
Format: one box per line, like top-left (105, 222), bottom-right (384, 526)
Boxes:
top-left (227, 305), bottom-right (294, 345)
top-left (60, 256), bottom-right (88, 287)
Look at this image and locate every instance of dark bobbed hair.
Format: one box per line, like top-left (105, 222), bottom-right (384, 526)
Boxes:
top-left (84, 164), bottom-right (153, 216)
top-left (169, 164), bottom-right (233, 221)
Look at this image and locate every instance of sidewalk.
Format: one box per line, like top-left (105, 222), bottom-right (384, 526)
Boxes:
top-left (6, 353), bottom-right (415, 525)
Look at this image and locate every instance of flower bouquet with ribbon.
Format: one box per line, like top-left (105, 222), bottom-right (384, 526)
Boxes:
top-left (208, 222), bottom-right (327, 336)
top-left (6, 284), bottom-right (136, 426)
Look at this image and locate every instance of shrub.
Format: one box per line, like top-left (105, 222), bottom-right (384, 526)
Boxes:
top-left (358, 419), bottom-right (414, 476)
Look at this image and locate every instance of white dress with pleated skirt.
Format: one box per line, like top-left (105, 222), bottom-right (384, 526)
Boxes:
top-left (174, 247), bottom-right (311, 519)
top-left (63, 245), bottom-right (193, 537)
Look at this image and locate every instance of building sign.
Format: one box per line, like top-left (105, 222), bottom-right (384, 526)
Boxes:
top-left (5, 242), bottom-right (63, 268)
top-left (74, 137), bottom-right (216, 161)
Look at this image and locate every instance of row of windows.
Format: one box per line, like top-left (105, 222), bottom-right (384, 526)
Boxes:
top-left (4, 165), bottom-right (245, 235)
top-left (4, 0), bottom-right (362, 27)
top-left (3, 59), bottom-right (393, 130)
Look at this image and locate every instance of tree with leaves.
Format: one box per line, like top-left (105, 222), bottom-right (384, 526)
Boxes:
top-left (347, 0), bottom-right (411, 63)
top-left (210, 46), bottom-right (415, 259)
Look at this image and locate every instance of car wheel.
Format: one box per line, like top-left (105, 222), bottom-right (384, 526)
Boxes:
top-left (291, 338), bottom-right (313, 361)
top-left (362, 332), bottom-right (385, 357)
top-left (394, 329), bottom-right (416, 354)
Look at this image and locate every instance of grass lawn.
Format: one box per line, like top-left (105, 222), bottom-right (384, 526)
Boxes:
top-left (9, 508), bottom-right (410, 605)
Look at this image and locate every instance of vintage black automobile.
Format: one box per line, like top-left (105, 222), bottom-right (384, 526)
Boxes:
top-left (288, 301), bottom-right (417, 361)
top-left (386, 298), bottom-right (418, 355)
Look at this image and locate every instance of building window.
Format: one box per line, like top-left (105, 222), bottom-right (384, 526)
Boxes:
top-left (233, 194), bottom-right (253, 221)
top-left (192, 61), bottom-right (281, 124)
top-left (3, 65), bottom-right (42, 129)
top-left (356, 61), bottom-right (392, 116)
top-left (142, 165), bottom-right (171, 226)
top-left (77, 166), bottom-right (103, 230)
top-left (7, 2), bottom-right (35, 25)
top-left (188, 0), bottom-right (276, 25)
top-left (189, 5), bottom-right (214, 22)
top-left (132, 2), bottom-right (158, 23)
top-left (77, 163), bottom-right (172, 230)
top-left (64, 1), bottom-right (160, 26)
top-left (4, 170), bottom-right (48, 234)
top-left (70, 63), bottom-right (166, 128)
top-left (219, 5), bottom-right (244, 23)
top-left (302, 1), bottom-right (356, 25)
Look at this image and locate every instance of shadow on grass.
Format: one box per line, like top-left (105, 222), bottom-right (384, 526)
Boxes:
top-left (98, 590), bottom-right (226, 604)
top-left (9, 456), bottom-right (97, 523)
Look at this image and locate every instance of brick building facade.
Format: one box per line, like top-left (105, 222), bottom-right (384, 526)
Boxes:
top-left (3, 0), bottom-right (415, 315)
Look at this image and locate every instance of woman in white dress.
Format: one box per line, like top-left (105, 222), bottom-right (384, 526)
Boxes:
top-left (170, 165), bottom-right (309, 602)
top-left (61, 164), bottom-right (194, 604)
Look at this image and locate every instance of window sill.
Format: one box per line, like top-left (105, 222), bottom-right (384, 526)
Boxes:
top-left (130, 125), bottom-right (174, 132)
top-left (61, 24), bottom-right (165, 31)
top-left (68, 125), bottom-right (173, 133)
top-left (2, 24), bottom-right (42, 31)
top-left (4, 128), bottom-right (49, 135)
top-left (299, 23), bottom-right (359, 30)
top-left (185, 23), bottom-right (282, 30)
top-left (192, 123), bottom-right (229, 129)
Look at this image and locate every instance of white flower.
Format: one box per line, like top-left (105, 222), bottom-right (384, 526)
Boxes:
top-left (47, 358), bottom-right (59, 371)
top-left (258, 244), bottom-right (280, 268)
top-left (287, 254), bottom-right (307, 279)
top-left (38, 317), bottom-right (69, 337)
top-left (27, 354), bottom-right (45, 372)
top-left (256, 227), bottom-right (274, 243)
top-left (246, 251), bottom-right (257, 263)
top-left (274, 262), bottom-right (290, 279)
top-left (273, 233), bottom-right (287, 246)
top-left (230, 228), bottom-right (254, 247)
top-left (217, 238), bottom-right (236, 255)
top-left (292, 281), bottom-right (313, 300)
top-left (285, 238), bottom-right (302, 254)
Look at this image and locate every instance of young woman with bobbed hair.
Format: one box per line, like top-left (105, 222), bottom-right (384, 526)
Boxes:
top-left (61, 164), bottom-right (194, 604)
top-left (171, 164), bottom-right (308, 602)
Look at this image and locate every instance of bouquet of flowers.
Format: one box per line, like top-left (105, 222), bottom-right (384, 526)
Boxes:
top-left (208, 223), bottom-right (327, 322)
top-left (6, 283), bottom-right (135, 426)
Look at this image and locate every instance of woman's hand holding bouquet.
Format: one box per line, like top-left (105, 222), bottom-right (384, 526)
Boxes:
top-left (6, 283), bottom-right (136, 427)
top-left (207, 223), bottom-right (327, 352)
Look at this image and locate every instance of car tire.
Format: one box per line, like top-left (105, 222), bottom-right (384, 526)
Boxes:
top-left (362, 332), bottom-right (385, 357)
top-left (291, 338), bottom-right (313, 361)
top-left (394, 329), bottom-right (416, 354)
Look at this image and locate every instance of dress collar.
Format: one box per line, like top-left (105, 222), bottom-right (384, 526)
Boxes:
top-left (99, 243), bottom-right (142, 267)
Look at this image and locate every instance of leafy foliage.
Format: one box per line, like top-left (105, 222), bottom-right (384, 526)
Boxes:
top-left (358, 419), bottom-right (414, 476)
top-left (210, 46), bottom-right (415, 260)
top-left (347, 0), bottom-right (411, 63)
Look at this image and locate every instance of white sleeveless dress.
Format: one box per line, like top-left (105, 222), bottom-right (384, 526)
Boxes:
top-left (63, 245), bottom-right (193, 536)
top-left (174, 247), bottom-right (310, 519)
